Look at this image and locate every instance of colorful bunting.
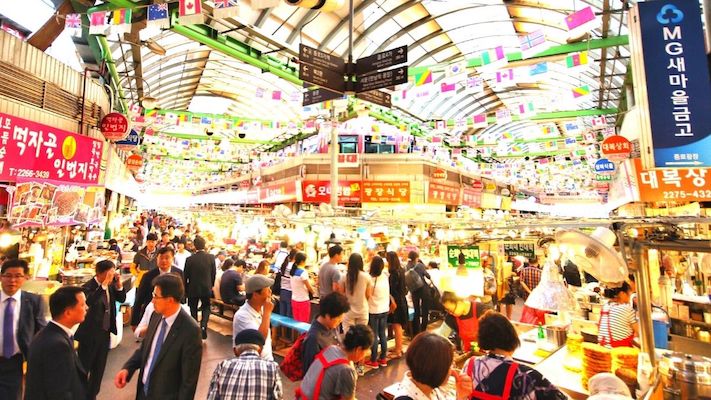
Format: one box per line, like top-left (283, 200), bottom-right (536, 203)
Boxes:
top-left (65, 13), bottom-right (82, 37)
top-left (515, 102), bottom-right (536, 118)
top-left (591, 115), bottom-right (607, 128)
top-left (564, 121), bottom-right (582, 135)
top-left (564, 6), bottom-right (598, 36)
top-left (213, 0), bottom-right (240, 19)
top-left (440, 81), bottom-right (457, 96)
top-left (529, 62), bottom-right (549, 78)
top-left (465, 76), bottom-right (484, 94)
top-left (572, 84), bottom-right (590, 99)
top-left (110, 9), bottom-right (132, 34)
top-left (495, 69), bottom-right (516, 87)
top-left (472, 113), bottom-right (488, 129)
top-left (179, 0), bottom-right (204, 25)
top-left (147, 4), bottom-right (170, 29)
top-left (519, 29), bottom-right (550, 59)
top-left (271, 90), bottom-right (282, 101)
top-left (434, 120), bottom-right (447, 132)
top-left (495, 108), bottom-right (512, 124)
top-left (566, 51), bottom-right (588, 68)
top-left (413, 69), bottom-right (433, 86)
top-left (479, 46), bottom-right (507, 69)
top-left (446, 62), bottom-right (466, 78)
top-left (89, 11), bottom-right (107, 35)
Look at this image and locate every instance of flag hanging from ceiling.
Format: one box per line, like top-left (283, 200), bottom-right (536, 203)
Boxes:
top-left (128, 102), bottom-right (142, 115)
top-left (544, 140), bottom-right (558, 151)
top-left (528, 62), bottom-right (549, 78)
top-left (440, 81), bottom-right (456, 97)
top-left (179, 0), bottom-right (204, 25)
top-left (572, 84), bottom-right (590, 99)
top-left (255, 87), bottom-right (265, 98)
top-left (515, 102), bottom-right (536, 118)
top-left (566, 51), bottom-right (588, 68)
top-left (564, 6), bottom-right (598, 37)
top-left (465, 76), bottom-right (484, 94)
top-left (65, 13), bottom-right (82, 37)
top-left (434, 120), bottom-right (447, 132)
top-left (271, 90), bottom-right (282, 101)
top-left (110, 9), bottom-right (132, 34)
top-left (564, 120), bottom-right (582, 135)
top-left (413, 69), bottom-right (432, 86)
top-left (541, 125), bottom-right (556, 136)
top-left (147, 4), bottom-right (170, 29)
top-left (479, 46), bottom-right (507, 69)
top-left (519, 29), bottom-right (550, 59)
top-left (89, 11), bottom-right (107, 35)
top-left (455, 118), bottom-right (467, 130)
top-left (590, 115), bottom-right (607, 128)
top-left (495, 69), bottom-right (516, 87)
top-left (214, 0), bottom-right (240, 19)
top-left (472, 113), bottom-right (488, 128)
top-left (289, 91), bottom-right (301, 103)
top-left (502, 132), bottom-right (513, 140)
top-left (446, 62), bottom-right (466, 78)
top-left (564, 137), bottom-right (577, 147)
top-left (495, 108), bottom-right (512, 124)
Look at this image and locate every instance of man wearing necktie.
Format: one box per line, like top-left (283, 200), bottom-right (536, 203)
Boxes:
top-left (114, 273), bottom-right (202, 400)
top-left (75, 259), bottom-right (126, 400)
top-left (25, 286), bottom-right (89, 400)
top-left (0, 259), bottom-right (46, 400)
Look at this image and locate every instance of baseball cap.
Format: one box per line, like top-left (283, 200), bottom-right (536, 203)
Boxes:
top-left (234, 329), bottom-right (265, 347)
top-left (245, 274), bottom-right (274, 294)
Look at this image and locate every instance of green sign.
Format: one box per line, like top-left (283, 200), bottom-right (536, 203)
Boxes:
top-left (503, 242), bottom-right (535, 259)
top-left (447, 245), bottom-right (481, 269)
top-left (595, 174), bottom-right (612, 181)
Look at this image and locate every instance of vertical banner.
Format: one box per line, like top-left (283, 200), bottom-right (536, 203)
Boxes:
top-left (629, 1), bottom-right (711, 169)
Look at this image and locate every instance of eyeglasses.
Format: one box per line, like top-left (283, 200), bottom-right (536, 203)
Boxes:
top-left (1, 274), bottom-right (26, 280)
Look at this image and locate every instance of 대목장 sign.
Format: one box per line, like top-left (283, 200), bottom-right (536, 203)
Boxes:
top-left (354, 67), bottom-right (408, 93)
top-left (633, 158), bottom-right (711, 202)
top-left (629, 1), bottom-right (711, 168)
top-left (462, 188), bottom-right (482, 208)
top-left (303, 87), bottom-right (344, 106)
top-left (355, 90), bottom-right (392, 108)
top-left (299, 44), bottom-right (345, 74)
top-left (355, 45), bottom-right (408, 75)
top-left (299, 63), bottom-right (346, 93)
top-left (0, 112), bottom-right (103, 185)
top-left (594, 159), bottom-right (616, 174)
top-left (338, 153), bottom-right (359, 168)
top-left (447, 245), bottom-right (481, 269)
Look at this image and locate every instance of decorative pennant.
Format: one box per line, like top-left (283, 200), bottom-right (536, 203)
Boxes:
top-left (271, 90), bottom-right (282, 101)
top-left (110, 9), bottom-right (132, 35)
top-left (528, 62), bottom-right (549, 78)
top-left (440, 81), bottom-right (457, 97)
top-left (515, 102), bottom-right (536, 118)
top-left (213, 0), bottom-right (240, 19)
top-left (89, 11), bottom-right (108, 35)
top-left (147, 4), bottom-right (170, 29)
top-left (519, 29), bottom-right (550, 59)
top-left (564, 137), bottom-right (577, 147)
top-left (179, 0), bottom-right (204, 25)
top-left (591, 115), bottom-right (607, 129)
top-left (289, 91), bottom-right (301, 103)
top-left (455, 118), bottom-right (467, 130)
top-left (572, 84), bottom-right (590, 99)
top-left (479, 46), bottom-right (507, 69)
top-left (65, 13), bottom-right (82, 37)
top-left (446, 62), bottom-right (466, 79)
top-left (566, 51), bottom-right (588, 68)
top-left (413, 69), bottom-right (433, 86)
top-left (472, 113), bottom-right (488, 129)
top-left (434, 120), bottom-right (447, 133)
top-left (564, 121), bottom-right (583, 136)
top-left (465, 76), bottom-right (484, 94)
top-left (128, 102), bottom-right (143, 115)
top-left (495, 69), bottom-right (516, 87)
top-left (564, 6), bottom-right (598, 37)
top-left (495, 108), bottom-right (512, 124)
top-left (255, 87), bottom-right (265, 98)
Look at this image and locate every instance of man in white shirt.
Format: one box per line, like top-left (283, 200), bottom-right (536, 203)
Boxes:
top-left (233, 274), bottom-right (275, 361)
top-left (273, 241), bottom-right (289, 271)
top-left (115, 274), bottom-right (203, 399)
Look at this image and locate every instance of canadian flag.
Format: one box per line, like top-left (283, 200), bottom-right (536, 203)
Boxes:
top-left (179, 0), bottom-right (204, 25)
top-left (591, 115), bottom-right (607, 129)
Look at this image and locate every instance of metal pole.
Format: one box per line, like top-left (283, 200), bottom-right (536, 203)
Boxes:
top-left (348, 0), bottom-right (354, 65)
top-left (633, 241), bottom-right (656, 368)
top-left (330, 110), bottom-right (339, 209)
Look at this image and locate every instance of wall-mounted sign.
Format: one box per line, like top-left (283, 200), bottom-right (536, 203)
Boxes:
top-left (125, 154), bottom-right (143, 172)
top-left (427, 182), bottom-right (461, 205)
top-left (447, 245), bottom-right (480, 269)
top-left (100, 112), bottom-right (130, 141)
top-left (362, 181), bottom-right (410, 203)
top-left (0, 112), bottom-right (103, 185)
top-left (338, 153), bottom-right (359, 168)
top-left (431, 168), bottom-right (447, 180)
top-left (302, 180), bottom-right (362, 204)
top-left (594, 159), bottom-right (616, 174)
top-left (601, 135), bottom-right (632, 159)
top-left (115, 129), bottom-right (141, 150)
top-left (259, 181), bottom-right (301, 203)
top-left (471, 180), bottom-right (484, 191)
top-left (629, 1), bottom-right (711, 168)
top-left (503, 242), bottom-right (535, 259)
top-left (633, 158), bottom-right (710, 202)
top-left (10, 180), bottom-right (104, 227)
top-left (462, 188), bottom-right (482, 208)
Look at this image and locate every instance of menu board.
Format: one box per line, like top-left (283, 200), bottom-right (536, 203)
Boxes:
top-left (10, 180), bottom-right (104, 227)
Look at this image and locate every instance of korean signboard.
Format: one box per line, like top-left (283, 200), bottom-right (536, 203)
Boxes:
top-left (462, 188), bottom-right (482, 208)
top-left (503, 242), bottom-right (535, 259)
top-left (601, 135), bottom-right (632, 160)
top-left (302, 181), bottom-right (362, 204)
top-left (629, 2), bottom-right (711, 168)
top-left (100, 112), bottom-right (130, 141)
top-left (447, 245), bottom-right (481, 269)
top-left (259, 181), bottom-right (301, 203)
top-left (0, 113), bottom-right (103, 185)
top-left (361, 181), bottom-right (410, 203)
top-left (427, 182), bottom-right (461, 205)
top-left (633, 158), bottom-right (711, 202)
top-left (10, 180), bottom-right (104, 227)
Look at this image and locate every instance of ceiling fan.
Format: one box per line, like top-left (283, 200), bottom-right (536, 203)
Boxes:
top-left (555, 226), bottom-right (629, 285)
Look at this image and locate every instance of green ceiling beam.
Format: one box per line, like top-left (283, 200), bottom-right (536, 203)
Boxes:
top-left (149, 108), bottom-right (304, 126)
top-left (96, 35), bottom-right (127, 113)
top-left (409, 35), bottom-right (629, 76)
top-left (145, 153), bottom-right (250, 164)
top-left (494, 150), bottom-right (573, 158)
top-left (432, 108), bottom-right (617, 128)
top-left (171, 16), bottom-right (302, 86)
top-left (157, 131), bottom-right (277, 145)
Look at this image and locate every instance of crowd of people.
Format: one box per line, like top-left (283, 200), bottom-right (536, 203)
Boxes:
top-left (0, 211), bottom-right (642, 400)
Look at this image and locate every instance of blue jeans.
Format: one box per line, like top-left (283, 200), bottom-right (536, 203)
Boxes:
top-left (280, 289), bottom-right (293, 317)
top-left (369, 312), bottom-right (388, 361)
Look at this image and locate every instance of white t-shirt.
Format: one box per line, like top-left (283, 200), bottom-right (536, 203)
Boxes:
top-left (174, 250), bottom-right (191, 270)
top-left (341, 271), bottom-right (371, 316)
top-left (291, 268), bottom-right (311, 302)
top-left (233, 302), bottom-right (272, 361)
top-left (280, 262), bottom-right (293, 291)
top-left (368, 274), bottom-right (390, 314)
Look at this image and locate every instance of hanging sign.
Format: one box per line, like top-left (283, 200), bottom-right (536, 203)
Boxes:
top-left (594, 159), bottom-right (616, 174)
top-left (447, 245), bottom-right (480, 269)
top-left (100, 112), bottom-right (130, 141)
top-left (259, 180), bottom-right (301, 203)
top-left (302, 181), bottom-right (362, 204)
top-left (471, 180), bottom-right (484, 191)
top-left (362, 181), bottom-right (410, 203)
top-left (303, 87), bottom-right (344, 106)
top-left (629, 1), bottom-right (711, 168)
top-left (633, 158), bottom-right (711, 202)
top-left (354, 67), bottom-right (408, 93)
top-left (462, 188), bottom-right (482, 208)
top-left (596, 174), bottom-right (612, 182)
top-left (299, 44), bottom-right (345, 75)
top-left (338, 153), bottom-right (359, 168)
top-left (115, 129), bottom-right (141, 150)
top-left (299, 63), bottom-right (346, 93)
top-left (601, 135), bottom-right (632, 159)
top-left (503, 242), bottom-right (535, 259)
top-left (431, 168), bottom-right (447, 180)
top-left (355, 90), bottom-right (392, 108)
top-left (427, 182), bottom-right (461, 205)
top-left (355, 45), bottom-right (408, 75)
top-left (0, 112), bottom-right (103, 185)
top-left (125, 154), bottom-right (143, 172)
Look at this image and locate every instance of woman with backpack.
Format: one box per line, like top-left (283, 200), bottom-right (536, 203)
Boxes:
top-left (386, 251), bottom-right (408, 358)
top-left (406, 251), bottom-right (432, 335)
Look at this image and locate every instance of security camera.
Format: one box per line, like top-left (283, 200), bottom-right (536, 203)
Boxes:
top-left (206, 130), bottom-right (214, 137)
top-left (238, 133), bottom-right (246, 139)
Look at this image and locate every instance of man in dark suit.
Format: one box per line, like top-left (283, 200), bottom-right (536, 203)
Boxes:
top-left (25, 286), bottom-right (88, 400)
top-left (114, 274), bottom-right (202, 400)
top-left (183, 235), bottom-right (215, 339)
top-left (75, 259), bottom-right (127, 400)
top-left (0, 259), bottom-right (47, 400)
top-left (131, 247), bottom-right (183, 330)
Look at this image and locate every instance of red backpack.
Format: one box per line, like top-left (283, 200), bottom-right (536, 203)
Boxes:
top-left (280, 332), bottom-right (308, 381)
top-left (295, 347), bottom-right (349, 400)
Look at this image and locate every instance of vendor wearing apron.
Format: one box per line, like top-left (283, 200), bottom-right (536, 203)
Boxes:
top-left (441, 292), bottom-right (488, 353)
top-left (597, 281), bottom-right (638, 348)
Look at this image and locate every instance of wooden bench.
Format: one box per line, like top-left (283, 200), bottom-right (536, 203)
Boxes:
top-left (210, 298), bottom-right (240, 320)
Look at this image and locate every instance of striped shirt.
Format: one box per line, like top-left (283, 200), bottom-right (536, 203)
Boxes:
top-left (597, 302), bottom-right (636, 346)
top-left (207, 349), bottom-right (282, 400)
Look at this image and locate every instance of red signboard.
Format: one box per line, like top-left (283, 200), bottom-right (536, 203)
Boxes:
top-left (338, 153), bottom-right (359, 167)
top-left (633, 158), bottom-right (711, 202)
top-left (471, 180), bottom-right (484, 191)
top-left (431, 168), bottom-right (447, 180)
top-left (125, 154), bottom-right (143, 172)
top-left (361, 181), bottom-right (410, 203)
top-left (259, 181), bottom-right (301, 203)
top-left (100, 112), bottom-right (130, 141)
top-left (601, 135), bottom-right (632, 159)
top-left (0, 112), bottom-right (103, 185)
top-left (428, 182), bottom-right (461, 205)
top-left (302, 181), bottom-right (362, 204)
top-left (462, 188), bottom-right (482, 208)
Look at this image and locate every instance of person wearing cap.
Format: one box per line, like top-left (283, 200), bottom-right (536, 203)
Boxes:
top-left (233, 273), bottom-right (275, 361)
top-left (130, 232), bottom-right (159, 287)
top-left (587, 372), bottom-right (632, 399)
top-left (207, 329), bottom-right (282, 400)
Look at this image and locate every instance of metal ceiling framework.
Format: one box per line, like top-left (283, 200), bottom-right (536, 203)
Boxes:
top-left (68, 0), bottom-right (647, 191)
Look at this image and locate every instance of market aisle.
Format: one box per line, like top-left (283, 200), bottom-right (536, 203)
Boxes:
top-left (99, 326), bottom-right (410, 399)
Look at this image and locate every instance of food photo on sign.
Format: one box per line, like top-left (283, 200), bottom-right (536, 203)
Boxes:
top-left (8, 180), bottom-right (104, 227)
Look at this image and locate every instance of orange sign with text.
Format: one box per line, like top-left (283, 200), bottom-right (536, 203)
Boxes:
top-left (362, 181), bottom-right (410, 203)
top-left (634, 158), bottom-right (711, 202)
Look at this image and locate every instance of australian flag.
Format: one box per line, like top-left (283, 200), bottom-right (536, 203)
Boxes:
top-left (147, 4), bottom-right (169, 29)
